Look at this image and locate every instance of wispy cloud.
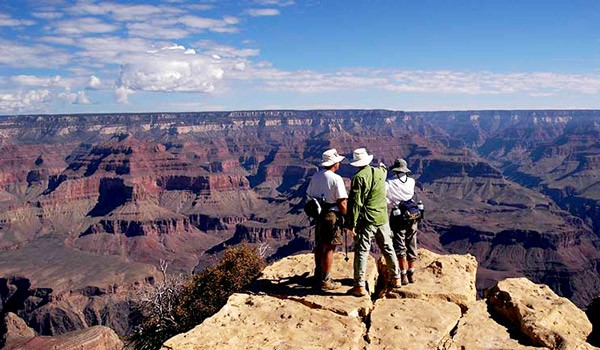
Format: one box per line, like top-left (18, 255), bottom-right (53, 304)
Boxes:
top-left (10, 75), bottom-right (63, 87)
top-left (234, 67), bottom-right (600, 96)
top-left (31, 11), bottom-right (63, 20)
top-left (253, 0), bottom-right (294, 6)
top-left (247, 8), bottom-right (281, 17)
top-left (53, 17), bottom-right (119, 35)
top-left (0, 39), bottom-right (71, 68)
top-left (0, 13), bottom-right (36, 26)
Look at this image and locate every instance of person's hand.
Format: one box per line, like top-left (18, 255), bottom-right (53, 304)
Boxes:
top-left (345, 228), bottom-right (355, 238)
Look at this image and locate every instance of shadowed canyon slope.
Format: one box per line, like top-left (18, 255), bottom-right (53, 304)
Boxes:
top-left (1, 110), bottom-right (600, 340)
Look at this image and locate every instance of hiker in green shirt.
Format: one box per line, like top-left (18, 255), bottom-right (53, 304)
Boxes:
top-left (345, 148), bottom-right (401, 297)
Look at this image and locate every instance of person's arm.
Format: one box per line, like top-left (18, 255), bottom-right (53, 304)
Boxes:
top-left (337, 198), bottom-right (347, 215)
top-left (346, 176), bottom-right (364, 230)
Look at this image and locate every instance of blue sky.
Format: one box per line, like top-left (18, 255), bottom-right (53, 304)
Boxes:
top-left (0, 0), bottom-right (599, 115)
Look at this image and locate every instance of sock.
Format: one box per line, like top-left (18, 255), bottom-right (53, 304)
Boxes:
top-left (408, 268), bottom-right (415, 274)
top-left (322, 271), bottom-right (330, 282)
top-left (401, 270), bottom-right (407, 275)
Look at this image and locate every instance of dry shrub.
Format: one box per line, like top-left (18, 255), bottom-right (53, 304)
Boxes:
top-left (128, 243), bottom-right (266, 350)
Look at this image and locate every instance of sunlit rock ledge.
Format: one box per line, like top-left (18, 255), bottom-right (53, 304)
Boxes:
top-left (162, 249), bottom-right (598, 350)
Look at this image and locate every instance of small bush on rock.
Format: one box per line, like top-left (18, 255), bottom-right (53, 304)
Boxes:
top-left (128, 243), bottom-right (266, 350)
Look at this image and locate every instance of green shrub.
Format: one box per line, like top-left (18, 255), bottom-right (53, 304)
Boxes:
top-left (128, 243), bottom-right (266, 350)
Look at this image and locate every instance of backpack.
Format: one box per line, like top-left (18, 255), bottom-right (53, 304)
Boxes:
top-left (304, 197), bottom-right (322, 219)
top-left (392, 199), bottom-right (421, 222)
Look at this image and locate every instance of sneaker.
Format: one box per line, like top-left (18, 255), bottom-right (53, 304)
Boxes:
top-left (347, 285), bottom-right (368, 297)
top-left (390, 278), bottom-right (402, 289)
top-left (319, 279), bottom-right (342, 291)
top-left (407, 270), bottom-right (415, 283)
top-left (401, 274), bottom-right (409, 285)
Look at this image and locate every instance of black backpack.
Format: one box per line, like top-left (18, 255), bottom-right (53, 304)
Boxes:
top-left (304, 198), bottom-right (322, 219)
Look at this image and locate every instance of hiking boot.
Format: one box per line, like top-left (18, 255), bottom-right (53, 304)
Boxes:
top-left (407, 270), bottom-right (415, 283)
top-left (390, 278), bottom-right (402, 289)
top-left (347, 285), bottom-right (368, 297)
top-left (401, 273), bottom-right (409, 285)
top-left (319, 279), bottom-right (342, 291)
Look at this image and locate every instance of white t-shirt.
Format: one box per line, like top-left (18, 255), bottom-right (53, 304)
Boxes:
top-left (386, 174), bottom-right (415, 205)
top-left (306, 170), bottom-right (348, 211)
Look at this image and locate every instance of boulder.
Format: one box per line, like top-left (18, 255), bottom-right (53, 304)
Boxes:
top-left (4, 312), bottom-right (36, 339)
top-left (383, 249), bottom-right (478, 310)
top-left (487, 277), bottom-right (593, 349)
top-left (450, 301), bottom-right (540, 349)
top-left (367, 298), bottom-right (461, 350)
top-left (161, 293), bottom-right (366, 350)
top-left (252, 252), bottom-right (376, 317)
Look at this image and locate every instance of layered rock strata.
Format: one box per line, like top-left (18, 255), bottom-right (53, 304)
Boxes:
top-left (162, 249), bottom-right (597, 350)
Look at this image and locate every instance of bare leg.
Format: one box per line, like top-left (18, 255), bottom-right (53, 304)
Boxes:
top-left (321, 243), bottom-right (336, 279)
top-left (314, 245), bottom-right (323, 279)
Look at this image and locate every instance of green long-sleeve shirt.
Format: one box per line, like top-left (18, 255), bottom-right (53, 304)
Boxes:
top-left (346, 165), bottom-right (389, 230)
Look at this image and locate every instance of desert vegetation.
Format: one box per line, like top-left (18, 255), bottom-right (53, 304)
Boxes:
top-left (127, 243), bottom-right (266, 350)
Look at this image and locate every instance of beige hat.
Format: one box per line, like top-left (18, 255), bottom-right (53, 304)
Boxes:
top-left (350, 148), bottom-right (374, 167)
top-left (321, 148), bottom-right (345, 167)
top-left (390, 158), bottom-right (411, 173)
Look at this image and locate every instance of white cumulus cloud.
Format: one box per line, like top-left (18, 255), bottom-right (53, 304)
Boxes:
top-left (0, 89), bottom-right (51, 113)
top-left (114, 86), bottom-right (134, 104)
top-left (59, 89), bottom-right (91, 104)
top-left (117, 45), bottom-right (231, 93)
top-left (87, 75), bottom-right (102, 89)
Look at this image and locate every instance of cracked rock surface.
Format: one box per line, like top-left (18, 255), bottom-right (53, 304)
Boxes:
top-left (162, 249), bottom-right (598, 350)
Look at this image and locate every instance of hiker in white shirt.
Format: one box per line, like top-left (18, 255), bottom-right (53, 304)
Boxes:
top-left (386, 159), bottom-right (419, 285)
top-left (306, 149), bottom-right (348, 291)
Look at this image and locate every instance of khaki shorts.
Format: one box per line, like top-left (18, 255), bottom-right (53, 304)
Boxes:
top-left (315, 211), bottom-right (343, 246)
top-left (390, 215), bottom-right (418, 261)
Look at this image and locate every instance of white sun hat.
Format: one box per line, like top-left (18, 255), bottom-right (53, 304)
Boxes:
top-left (350, 148), bottom-right (374, 167)
top-left (321, 148), bottom-right (345, 167)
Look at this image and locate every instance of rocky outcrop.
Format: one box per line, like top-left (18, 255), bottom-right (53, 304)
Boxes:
top-left (162, 249), bottom-right (597, 350)
top-left (0, 275), bottom-right (145, 338)
top-left (488, 278), bottom-right (594, 349)
top-left (380, 249), bottom-right (478, 310)
top-left (3, 312), bottom-right (123, 350)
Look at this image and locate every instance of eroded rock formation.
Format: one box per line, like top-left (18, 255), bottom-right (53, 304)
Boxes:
top-left (2, 312), bottom-right (123, 350)
top-left (162, 249), bottom-right (597, 350)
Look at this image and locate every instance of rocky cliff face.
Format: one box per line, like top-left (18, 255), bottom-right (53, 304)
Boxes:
top-left (161, 249), bottom-right (598, 350)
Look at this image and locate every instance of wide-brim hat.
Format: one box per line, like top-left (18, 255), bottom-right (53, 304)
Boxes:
top-left (390, 158), bottom-right (411, 173)
top-left (321, 148), bottom-right (345, 167)
top-left (350, 148), bottom-right (374, 167)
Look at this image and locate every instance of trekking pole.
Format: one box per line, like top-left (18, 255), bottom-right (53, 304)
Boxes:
top-left (344, 229), bottom-right (349, 261)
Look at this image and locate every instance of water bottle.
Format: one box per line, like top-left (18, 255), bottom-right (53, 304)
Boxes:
top-left (417, 200), bottom-right (424, 220)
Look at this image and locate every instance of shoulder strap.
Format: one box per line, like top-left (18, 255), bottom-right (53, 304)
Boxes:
top-left (364, 166), bottom-right (375, 202)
